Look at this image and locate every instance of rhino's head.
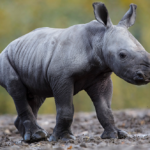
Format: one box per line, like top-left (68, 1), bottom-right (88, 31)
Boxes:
top-left (93, 2), bottom-right (150, 85)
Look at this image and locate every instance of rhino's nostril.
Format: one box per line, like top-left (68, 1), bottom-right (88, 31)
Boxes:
top-left (133, 72), bottom-right (144, 81)
top-left (137, 72), bottom-right (144, 79)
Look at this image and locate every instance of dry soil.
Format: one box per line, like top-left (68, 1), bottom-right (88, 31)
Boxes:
top-left (0, 110), bottom-right (150, 150)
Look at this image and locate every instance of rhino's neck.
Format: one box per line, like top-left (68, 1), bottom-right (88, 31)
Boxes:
top-left (85, 20), bottom-right (111, 73)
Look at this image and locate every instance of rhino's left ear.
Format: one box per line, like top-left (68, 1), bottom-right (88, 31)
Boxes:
top-left (118, 4), bottom-right (137, 28)
top-left (93, 2), bottom-right (113, 28)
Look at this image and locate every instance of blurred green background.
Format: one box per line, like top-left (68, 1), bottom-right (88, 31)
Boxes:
top-left (0, 0), bottom-right (150, 114)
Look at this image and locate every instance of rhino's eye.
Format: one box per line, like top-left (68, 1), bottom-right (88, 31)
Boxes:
top-left (119, 52), bottom-right (126, 59)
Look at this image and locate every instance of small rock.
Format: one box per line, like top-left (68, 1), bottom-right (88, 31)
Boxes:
top-left (52, 145), bottom-right (65, 150)
top-left (86, 143), bottom-right (97, 149)
top-left (83, 136), bottom-right (90, 142)
top-left (1, 142), bottom-right (6, 146)
top-left (99, 141), bottom-right (107, 147)
top-left (13, 129), bottom-right (19, 134)
top-left (93, 135), bottom-right (101, 140)
top-left (4, 129), bottom-right (11, 135)
top-left (22, 142), bottom-right (29, 146)
top-left (74, 145), bottom-right (80, 149)
top-left (15, 140), bottom-right (22, 145)
top-left (138, 140), bottom-right (144, 144)
top-left (5, 141), bottom-right (12, 146)
top-left (80, 131), bottom-right (89, 136)
top-left (11, 145), bottom-right (20, 149)
top-left (69, 139), bottom-right (75, 143)
top-left (90, 136), bottom-right (96, 142)
top-left (80, 142), bottom-right (87, 148)
top-left (74, 139), bottom-right (79, 145)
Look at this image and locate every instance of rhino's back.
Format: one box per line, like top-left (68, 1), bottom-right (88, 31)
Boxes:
top-left (0, 21), bottom-right (105, 96)
top-left (0, 27), bottom-right (65, 95)
top-left (0, 24), bottom-right (91, 96)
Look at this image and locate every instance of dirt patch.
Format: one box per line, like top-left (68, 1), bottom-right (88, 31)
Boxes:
top-left (0, 110), bottom-right (150, 150)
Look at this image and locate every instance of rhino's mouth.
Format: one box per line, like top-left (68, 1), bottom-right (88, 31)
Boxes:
top-left (124, 75), bottom-right (150, 86)
top-left (132, 71), bottom-right (150, 85)
top-left (134, 80), bottom-right (150, 85)
top-left (126, 79), bottom-right (149, 86)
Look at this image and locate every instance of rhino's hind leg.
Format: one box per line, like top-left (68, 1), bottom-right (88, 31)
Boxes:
top-left (5, 68), bottom-right (47, 142)
top-left (49, 79), bottom-right (75, 142)
top-left (14, 95), bottom-right (47, 142)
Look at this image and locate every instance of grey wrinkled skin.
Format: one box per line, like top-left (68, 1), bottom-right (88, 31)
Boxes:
top-left (0, 2), bottom-right (150, 142)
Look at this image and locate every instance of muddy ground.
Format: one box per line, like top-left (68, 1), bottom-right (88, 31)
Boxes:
top-left (0, 110), bottom-right (150, 150)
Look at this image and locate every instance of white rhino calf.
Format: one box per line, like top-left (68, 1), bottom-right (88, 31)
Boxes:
top-left (0, 2), bottom-right (149, 142)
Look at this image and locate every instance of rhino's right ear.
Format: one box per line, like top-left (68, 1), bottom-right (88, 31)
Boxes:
top-left (93, 2), bottom-right (113, 28)
top-left (118, 4), bottom-right (137, 28)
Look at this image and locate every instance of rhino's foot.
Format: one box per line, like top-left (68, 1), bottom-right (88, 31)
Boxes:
top-left (14, 117), bottom-right (47, 142)
top-left (101, 130), bottom-right (118, 139)
top-left (117, 129), bottom-right (128, 139)
top-left (49, 131), bottom-right (76, 142)
top-left (101, 127), bottom-right (128, 139)
top-left (22, 120), bottom-right (47, 142)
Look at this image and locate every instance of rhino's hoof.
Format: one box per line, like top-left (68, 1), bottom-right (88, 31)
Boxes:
top-left (15, 117), bottom-right (48, 142)
top-left (23, 120), bottom-right (47, 142)
top-left (101, 130), bottom-right (118, 139)
top-left (49, 132), bottom-right (76, 142)
top-left (32, 130), bottom-right (47, 141)
top-left (117, 130), bottom-right (128, 139)
top-left (24, 130), bottom-right (47, 142)
top-left (49, 134), bottom-right (58, 142)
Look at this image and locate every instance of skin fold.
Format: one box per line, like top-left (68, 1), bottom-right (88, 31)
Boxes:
top-left (0, 2), bottom-right (150, 142)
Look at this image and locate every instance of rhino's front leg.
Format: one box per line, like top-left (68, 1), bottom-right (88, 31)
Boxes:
top-left (85, 75), bottom-right (128, 139)
top-left (49, 78), bottom-right (75, 142)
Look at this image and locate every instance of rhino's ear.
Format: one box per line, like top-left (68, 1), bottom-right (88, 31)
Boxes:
top-left (118, 4), bottom-right (137, 28)
top-left (93, 2), bottom-right (113, 28)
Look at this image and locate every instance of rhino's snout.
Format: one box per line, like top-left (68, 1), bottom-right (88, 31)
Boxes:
top-left (133, 71), bottom-right (150, 85)
top-left (134, 71), bottom-right (145, 81)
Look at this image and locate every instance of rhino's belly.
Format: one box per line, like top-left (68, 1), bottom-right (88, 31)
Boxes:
top-left (19, 74), bottom-right (53, 97)
top-left (26, 81), bottom-right (53, 97)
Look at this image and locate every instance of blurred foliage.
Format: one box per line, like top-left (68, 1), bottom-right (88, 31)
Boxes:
top-left (0, 0), bottom-right (150, 114)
